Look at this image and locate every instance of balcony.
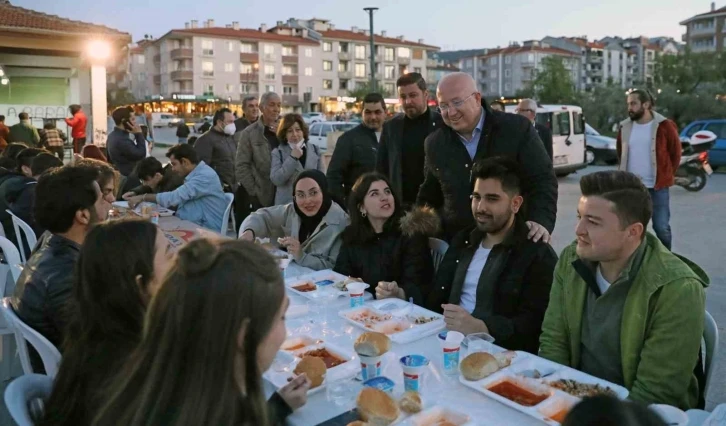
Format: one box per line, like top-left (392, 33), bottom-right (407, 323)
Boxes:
top-left (588, 55), bottom-right (604, 63)
top-left (239, 73), bottom-right (259, 82)
top-left (282, 55), bottom-right (298, 64)
top-left (691, 25), bottom-right (716, 36)
top-left (282, 94), bottom-right (300, 105)
top-left (170, 48), bottom-right (193, 60)
top-left (397, 57), bottom-right (411, 65)
top-left (171, 70), bottom-right (193, 81)
top-left (240, 52), bottom-right (259, 62)
top-left (282, 75), bottom-right (298, 84)
top-left (338, 52), bottom-right (351, 60)
top-left (338, 71), bottom-right (352, 79)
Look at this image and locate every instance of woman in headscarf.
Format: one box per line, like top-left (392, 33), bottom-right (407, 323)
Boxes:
top-left (240, 169), bottom-right (348, 270)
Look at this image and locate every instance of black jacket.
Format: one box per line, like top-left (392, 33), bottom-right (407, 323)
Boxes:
top-left (194, 128), bottom-right (238, 191)
top-left (416, 102), bottom-right (558, 240)
top-left (0, 170), bottom-right (34, 247)
top-left (129, 164), bottom-right (184, 196)
top-left (426, 221), bottom-right (557, 353)
top-left (234, 117), bottom-right (253, 133)
top-left (107, 128), bottom-right (147, 177)
top-left (12, 234), bottom-right (81, 369)
top-left (375, 109), bottom-right (444, 205)
top-left (176, 122), bottom-right (191, 138)
top-left (326, 124), bottom-right (379, 206)
top-left (535, 122), bottom-right (554, 161)
top-left (9, 181), bottom-right (42, 257)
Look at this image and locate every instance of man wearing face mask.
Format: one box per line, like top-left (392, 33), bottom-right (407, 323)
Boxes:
top-left (194, 108), bottom-right (238, 192)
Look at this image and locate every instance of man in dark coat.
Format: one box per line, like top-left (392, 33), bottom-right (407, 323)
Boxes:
top-left (327, 92), bottom-right (386, 206)
top-left (416, 72), bottom-right (557, 242)
top-left (376, 73), bottom-right (443, 208)
top-left (426, 157), bottom-right (557, 353)
top-left (517, 98), bottom-right (553, 160)
top-left (234, 96), bottom-right (260, 133)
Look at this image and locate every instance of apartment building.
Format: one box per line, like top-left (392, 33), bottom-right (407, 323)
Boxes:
top-left (426, 52), bottom-right (460, 94)
top-left (680, 2), bottom-right (726, 52)
top-left (622, 37), bottom-right (660, 86)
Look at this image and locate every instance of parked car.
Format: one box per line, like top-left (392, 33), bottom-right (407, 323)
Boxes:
top-left (585, 123), bottom-right (618, 165)
top-left (302, 112), bottom-right (326, 124)
top-left (151, 113), bottom-right (182, 128)
top-left (680, 119), bottom-right (726, 168)
top-left (307, 121), bottom-right (357, 151)
top-left (193, 115), bottom-right (214, 133)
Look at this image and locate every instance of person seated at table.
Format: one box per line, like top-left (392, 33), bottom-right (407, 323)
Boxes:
top-left (240, 169), bottom-right (348, 270)
top-left (8, 153), bottom-right (63, 240)
top-left (12, 166), bottom-right (111, 371)
top-left (91, 239), bottom-right (310, 426)
top-left (74, 157), bottom-right (119, 205)
top-left (333, 172), bottom-right (436, 305)
top-left (39, 219), bottom-right (174, 426)
top-left (125, 144), bottom-right (228, 232)
top-left (425, 157), bottom-right (557, 354)
top-left (0, 147), bottom-right (44, 243)
top-left (539, 170), bottom-right (708, 409)
top-left (125, 157), bottom-right (183, 197)
top-left (562, 395), bottom-right (667, 426)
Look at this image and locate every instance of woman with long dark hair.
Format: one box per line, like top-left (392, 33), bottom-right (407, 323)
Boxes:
top-left (334, 172), bottom-right (437, 305)
top-left (39, 219), bottom-right (175, 426)
top-left (92, 239), bottom-right (310, 426)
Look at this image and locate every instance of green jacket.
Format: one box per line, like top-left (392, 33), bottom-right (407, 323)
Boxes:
top-left (8, 122), bottom-right (40, 147)
top-left (539, 233), bottom-right (708, 409)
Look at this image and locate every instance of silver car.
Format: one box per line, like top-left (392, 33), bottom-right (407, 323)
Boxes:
top-left (585, 124), bottom-right (618, 165)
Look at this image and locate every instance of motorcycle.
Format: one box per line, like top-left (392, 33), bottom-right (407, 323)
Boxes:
top-left (675, 130), bottom-right (717, 192)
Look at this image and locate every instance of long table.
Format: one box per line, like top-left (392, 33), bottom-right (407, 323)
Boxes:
top-left (158, 215), bottom-right (220, 248)
top-left (269, 264), bottom-right (712, 426)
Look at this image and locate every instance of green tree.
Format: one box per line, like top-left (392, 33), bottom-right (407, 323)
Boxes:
top-left (108, 88), bottom-right (136, 106)
top-left (655, 49), bottom-right (724, 93)
top-left (527, 56), bottom-right (577, 104)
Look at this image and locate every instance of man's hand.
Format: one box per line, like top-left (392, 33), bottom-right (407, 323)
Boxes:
top-left (131, 123), bottom-right (143, 134)
top-left (240, 230), bottom-right (255, 241)
top-left (127, 195), bottom-right (144, 210)
top-left (278, 373), bottom-right (310, 410)
top-left (122, 191), bottom-right (137, 201)
top-left (279, 237), bottom-right (302, 258)
top-left (442, 304), bottom-right (489, 335)
top-left (376, 281), bottom-right (405, 300)
top-left (526, 221), bottom-right (550, 244)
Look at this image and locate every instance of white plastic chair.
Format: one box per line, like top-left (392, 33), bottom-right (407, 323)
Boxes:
top-left (6, 210), bottom-right (37, 263)
top-left (0, 237), bottom-right (22, 337)
top-left (221, 193), bottom-right (235, 236)
top-left (0, 298), bottom-right (61, 378)
top-left (4, 374), bottom-right (53, 426)
top-left (428, 238), bottom-right (449, 273)
top-left (704, 310), bottom-right (719, 399)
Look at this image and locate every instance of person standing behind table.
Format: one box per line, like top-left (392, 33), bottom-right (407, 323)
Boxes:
top-left (194, 107), bottom-right (238, 192)
top-left (64, 104), bottom-right (87, 154)
top-left (425, 157), bottom-right (557, 353)
top-left (334, 173), bottom-right (436, 306)
top-left (176, 120), bottom-right (190, 144)
top-left (0, 115), bottom-right (10, 151)
top-left (517, 98), bottom-right (553, 161)
top-left (107, 106), bottom-right (147, 177)
top-left (234, 96), bottom-right (260, 132)
top-left (240, 170), bottom-right (348, 271)
top-left (416, 72), bottom-right (557, 242)
top-left (327, 93), bottom-right (386, 206)
top-left (126, 144), bottom-right (228, 232)
top-left (616, 89), bottom-right (680, 251)
top-left (39, 121), bottom-right (67, 160)
top-left (270, 113), bottom-right (323, 205)
top-left (376, 73), bottom-right (443, 208)
top-left (539, 171), bottom-right (707, 409)
top-left (8, 112), bottom-right (40, 147)
top-left (12, 166), bottom-right (111, 371)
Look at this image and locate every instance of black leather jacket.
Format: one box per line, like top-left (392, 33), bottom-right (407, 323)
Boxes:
top-left (12, 234), bottom-right (81, 352)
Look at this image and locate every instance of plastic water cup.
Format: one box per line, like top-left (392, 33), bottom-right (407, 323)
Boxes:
top-left (400, 354), bottom-right (430, 392)
top-left (465, 332), bottom-right (496, 355)
top-left (347, 282), bottom-right (367, 308)
top-left (439, 331), bottom-right (464, 376)
top-left (358, 354), bottom-right (383, 381)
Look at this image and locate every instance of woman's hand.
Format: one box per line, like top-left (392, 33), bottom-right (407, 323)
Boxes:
top-left (278, 373), bottom-right (310, 410)
top-left (375, 281), bottom-right (405, 300)
top-left (290, 144), bottom-right (303, 159)
top-left (279, 236), bottom-right (302, 258)
top-left (127, 195), bottom-right (144, 210)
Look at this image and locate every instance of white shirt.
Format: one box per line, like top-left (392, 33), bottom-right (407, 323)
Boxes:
top-left (595, 265), bottom-right (611, 295)
top-left (626, 121), bottom-right (655, 188)
top-left (375, 131), bottom-right (382, 143)
top-left (459, 246), bottom-right (492, 313)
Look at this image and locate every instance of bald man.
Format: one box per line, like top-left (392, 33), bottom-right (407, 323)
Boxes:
top-left (517, 99), bottom-right (553, 160)
top-left (416, 72), bottom-right (557, 242)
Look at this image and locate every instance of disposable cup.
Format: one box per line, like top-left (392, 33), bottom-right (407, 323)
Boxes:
top-left (358, 354), bottom-right (383, 381)
top-left (465, 332), bottom-right (495, 355)
top-left (439, 331), bottom-right (464, 376)
top-left (400, 354), bottom-right (429, 392)
top-left (347, 282), bottom-right (367, 308)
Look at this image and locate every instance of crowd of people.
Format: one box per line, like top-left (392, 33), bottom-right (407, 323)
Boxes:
top-left (0, 69), bottom-right (708, 426)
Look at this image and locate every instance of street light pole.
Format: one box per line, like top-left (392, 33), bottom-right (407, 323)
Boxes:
top-left (363, 7), bottom-right (378, 92)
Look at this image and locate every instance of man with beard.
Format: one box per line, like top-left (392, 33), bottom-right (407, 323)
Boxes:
top-left (327, 92), bottom-right (386, 205)
top-left (616, 89), bottom-right (680, 250)
top-left (425, 157), bottom-right (557, 353)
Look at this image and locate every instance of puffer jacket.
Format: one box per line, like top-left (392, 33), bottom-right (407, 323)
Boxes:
top-left (194, 127), bottom-right (237, 191)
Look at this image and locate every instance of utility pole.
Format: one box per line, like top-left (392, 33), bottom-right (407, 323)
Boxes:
top-left (363, 7), bottom-right (378, 92)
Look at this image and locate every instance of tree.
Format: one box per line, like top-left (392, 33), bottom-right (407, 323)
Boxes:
top-left (108, 88), bottom-right (136, 106)
top-left (526, 56), bottom-right (577, 104)
top-left (655, 48), bottom-right (725, 93)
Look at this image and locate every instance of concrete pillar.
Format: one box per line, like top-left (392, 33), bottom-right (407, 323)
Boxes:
top-left (90, 65), bottom-right (108, 147)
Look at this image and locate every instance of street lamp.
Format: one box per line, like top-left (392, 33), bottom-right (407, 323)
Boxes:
top-left (363, 7), bottom-right (379, 92)
top-left (87, 40), bottom-right (111, 62)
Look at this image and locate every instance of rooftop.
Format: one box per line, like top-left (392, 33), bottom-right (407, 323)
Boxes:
top-left (483, 44), bottom-right (579, 57)
top-left (680, 4), bottom-right (726, 24)
top-left (318, 29), bottom-right (439, 49)
top-left (161, 26), bottom-right (319, 45)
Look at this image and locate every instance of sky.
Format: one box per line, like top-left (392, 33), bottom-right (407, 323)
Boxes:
top-left (20, 0), bottom-right (711, 50)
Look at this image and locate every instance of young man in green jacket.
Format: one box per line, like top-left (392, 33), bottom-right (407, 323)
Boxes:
top-left (539, 170), bottom-right (708, 410)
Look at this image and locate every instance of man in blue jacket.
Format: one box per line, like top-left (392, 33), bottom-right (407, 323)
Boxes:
top-left (107, 106), bottom-right (147, 177)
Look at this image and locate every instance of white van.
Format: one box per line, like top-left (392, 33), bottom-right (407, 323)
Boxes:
top-left (506, 104), bottom-right (587, 176)
top-left (151, 112), bottom-right (182, 128)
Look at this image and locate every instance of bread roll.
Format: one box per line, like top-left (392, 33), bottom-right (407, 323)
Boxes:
top-left (399, 391), bottom-right (422, 414)
top-left (357, 387), bottom-right (399, 425)
top-left (460, 352), bottom-right (501, 381)
top-left (346, 422), bottom-right (368, 426)
top-left (354, 332), bottom-right (391, 357)
top-left (293, 356), bottom-right (326, 388)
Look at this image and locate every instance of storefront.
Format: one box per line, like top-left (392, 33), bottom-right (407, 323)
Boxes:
top-left (320, 96), bottom-right (358, 115)
top-left (130, 94), bottom-right (242, 118)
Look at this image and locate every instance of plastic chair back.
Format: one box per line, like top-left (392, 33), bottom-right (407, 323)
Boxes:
top-left (6, 210), bottom-right (37, 263)
top-left (4, 374), bottom-right (53, 426)
top-left (428, 238), bottom-right (449, 273)
top-left (222, 193), bottom-right (235, 236)
top-left (704, 310), bottom-right (719, 399)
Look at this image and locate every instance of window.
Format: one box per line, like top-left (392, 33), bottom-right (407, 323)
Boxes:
top-left (397, 47), bottom-right (410, 58)
top-left (323, 42), bottom-right (333, 52)
top-left (355, 45), bottom-right (366, 59)
top-left (340, 80), bottom-right (349, 90)
top-left (705, 122), bottom-right (726, 139)
top-left (309, 123), bottom-right (321, 136)
top-left (504, 69), bottom-right (511, 77)
top-left (465, 59), bottom-right (473, 68)
top-left (305, 86), bottom-right (312, 93)
top-left (266, 84), bottom-right (275, 92)
top-left (323, 79), bottom-right (333, 89)
top-left (412, 49), bottom-right (423, 60)
top-left (491, 70), bottom-right (498, 78)
top-left (320, 124), bottom-right (332, 137)
top-left (240, 83), bottom-right (251, 93)
top-left (304, 67), bottom-right (313, 76)
top-left (225, 84), bottom-right (235, 93)
top-left (202, 61), bottom-right (214, 77)
top-left (282, 65), bottom-right (296, 75)
top-left (504, 82), bottom-right (511, 91)
top-left (384, 82), bottom-right (395, 94)
top-left (282, 46), bottom-right (294, 56)
top-left (384, 47), bottom-right (395, 61)
top-left (573, 112), bottom-right (584, 135)
top-left (263, 44), bottom-right (275, 60)
top-left (339, 42), bottom-right (349, 53)
top-left (204, 84), bottom-right (214, 95)
top-left (552, 111), bottom-right (571, 136)
top-left (240, 63), bottom-right (255, 74)
top-left (384, 65), bottom-right (395, 79)
top-left (685, 123), bottom-right (705, 138)
top-left (138, 73), bottom-right (146, 82)
top-left (264, 64), bottom-right (275, 80)
top-left (355, 63), bottom-right (366, 78)
top-left (240, 43), bottom-right (255, 53)
top-left (202, 39), bottom-right (214, 56)
top-left (414, 67), bottom-right (421, 74)
top-left (224, 63), bottom-right (234, 72)
top-left (283, 86), bottom-right (295, 94)
top-left (338, 61), bottom-right (349, 72)
top-left (305, 48), bottom-right (313, 57)
top-left (226, 41), bottom-right (235, 52)
top-left (489, 57), bottom-right (498, 65)
top-left (323, 60), bottom-right (333, 71)
top-left (136, 55), bottom-right (145, 64)
top-left (504, 56), bottom-right (511, 64)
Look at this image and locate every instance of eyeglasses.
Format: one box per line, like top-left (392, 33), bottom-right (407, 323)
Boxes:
top-left (294, 189), bottom-right (320, 200)
top-left (438, 93), bottom-right (477, 113)
top-left (517, 108), bottom-right (536, 114)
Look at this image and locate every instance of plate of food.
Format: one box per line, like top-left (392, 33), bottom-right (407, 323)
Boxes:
top-left (340, 301), bottom-right (444, 344)
top-left (112, 201), bottom-right (175, 217)
top-left (404, 405), bottom-right (474, 426)
top-left (284, 269), bottom-right (365, 299)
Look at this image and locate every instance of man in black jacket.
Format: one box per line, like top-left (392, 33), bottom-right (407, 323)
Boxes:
top-left (107, 106), bottom-right (147, 177)
top-left (376, 73), bottom-right (443, 207)
top-left (234, 96), bottom-right (260, 132)
top-left (517, 98), bottom-right (553, 160)
top-left (327, 93), bottom-right (386, 205)
top-left (417, 72), bottom-right (557, 242)
top-left (426, 157), bottom-right (557, 353)
top-left (122, 156), bottom-right (183, 197)
top-left (12, 165), bottom-right (110, 370)
top-left (194, 107), bottom-right (237, 192)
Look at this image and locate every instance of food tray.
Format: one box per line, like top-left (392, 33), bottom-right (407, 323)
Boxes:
top-left (403, 405), bottom-right (475, 426)
top-left (112, 201), bottom-right (175, 217)
top-left (459, 351), bottom-right (627, 424)
top-left (284, 269), bottom-right (356, 299)
top-left (263, 338), bottom-right (358, 396)
top-left (339, 299), bottom-right (445, 344)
